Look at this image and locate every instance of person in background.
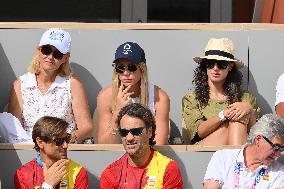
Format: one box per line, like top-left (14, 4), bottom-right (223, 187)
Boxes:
top-left (203, 114), bottom-right (284, 189)
top-left (14, 116), bottom-right (88, 188)
top-left (100, 103), bottom-right (183, 188)
top-left (97, 42), bottom-right (169, 144)
top-left (182, 37), bottom-right (260, 145)
top-left (8, 28), bottom-right (93, 143)
top-left (275, 73), bottom-right (284, 118)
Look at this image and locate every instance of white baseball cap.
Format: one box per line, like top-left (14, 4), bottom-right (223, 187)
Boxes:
top-left (39, 28), bottom-right (71, 54)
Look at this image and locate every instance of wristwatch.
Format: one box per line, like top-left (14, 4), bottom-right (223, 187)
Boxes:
top-left (42, 182), bottom-right (54, 189)
top-left (218, 110), bottom-right (227, 122)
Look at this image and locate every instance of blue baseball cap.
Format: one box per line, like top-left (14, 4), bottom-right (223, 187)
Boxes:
top-left (113, 42), bottom-right (146, 64)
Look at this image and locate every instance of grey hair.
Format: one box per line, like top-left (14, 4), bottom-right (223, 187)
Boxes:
top-left (247, 114), bottom-right (284, 144)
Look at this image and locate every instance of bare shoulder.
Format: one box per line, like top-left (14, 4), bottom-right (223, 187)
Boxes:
top-left (11, 78), bottom-right (21, 92)
top-left (154, 85), bottom-right (169, 102)
top-left (97, 85), bottom-right (113, 102)
top-left (70, 74), bottom-right (83, 86)
top-left (12, 78), bottom-right (21, 88)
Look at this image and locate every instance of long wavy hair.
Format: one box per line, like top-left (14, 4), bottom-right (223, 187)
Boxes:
top-left (28, 48), bottom-right (72, 77)
top-left (111, 63), bottom-right (149, 111)
top-left (193, 59), bottom-right (243, 107)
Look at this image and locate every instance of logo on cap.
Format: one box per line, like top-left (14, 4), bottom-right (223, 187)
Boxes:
top-left (49, 30), bottom-right (65, 42)
top-left (123, 44), bottom-right (133, 55)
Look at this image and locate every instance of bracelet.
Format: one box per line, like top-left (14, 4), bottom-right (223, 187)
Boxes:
top-left (218, 110), bottom-right (227, 122)
top-left (109, 123), bottom-right (118, 135)
top-left (70, 132), bottom-right (78, 143)
top-left (42, 182), bottom-right (54, 189)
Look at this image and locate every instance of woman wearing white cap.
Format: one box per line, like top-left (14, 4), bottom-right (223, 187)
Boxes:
top-left (8, 28), bottom-right (93, 143)
top-left (182, 38), bottom-right (260, 145)
top-left (97, 42), bottom-right (170, 144)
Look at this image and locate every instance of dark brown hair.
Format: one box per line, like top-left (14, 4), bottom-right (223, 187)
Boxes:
top-left (32, 116), bottom-right (69, 151)
top-left (116, 103), bottom-right (156, 146)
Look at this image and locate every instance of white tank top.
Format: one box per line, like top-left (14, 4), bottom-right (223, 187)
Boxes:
top-left (20, 72), bottom-right (76, 137)
top-left (129, 82), bottom-right (155, 114)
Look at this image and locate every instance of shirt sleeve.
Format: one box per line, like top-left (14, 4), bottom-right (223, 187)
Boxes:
top-left (182, 91), bottom-right (204, 143)
top-left (100, 169), bottom-right (117, 189)
top-left (74, 167), bottom-right (88, 189)
top-left (163, 161), bottom-right (183, 189)
top-left (241, 91), bottom-right (261, 120)
top-left (275, 73), bottom-right (284, 106)
top-left (270, 171), bottom-right (284, 189)
top-left (14, 169), bottom-right (28, 189)
top-left (203, 150), bottom-right (224, 187)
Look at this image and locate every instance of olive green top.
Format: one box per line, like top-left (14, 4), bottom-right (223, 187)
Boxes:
top-left (182, 90), bottom-right (260, 144)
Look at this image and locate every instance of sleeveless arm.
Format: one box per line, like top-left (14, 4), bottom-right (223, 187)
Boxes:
top-left (70, 75), bottom-right (93, 140)
top-left (154, 86), bottom-right (170, 144)
top-left (97, 86), bottom-right (120, 143)
top-left (8, 79), bottom-right (23, 126)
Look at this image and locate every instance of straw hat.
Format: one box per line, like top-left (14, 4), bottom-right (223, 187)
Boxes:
top-left (193, 37), bottom-right (244, 69)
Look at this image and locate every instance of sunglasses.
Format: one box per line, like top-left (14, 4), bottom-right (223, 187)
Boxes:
top-left (40, 45), bottom-right (64, 60)
top-left (52, 134), bottom-right (71, 146)
top-left (118, 127), bottom-right (145, 137)
top-left (204, 60), bottom-right (230, 70)
top-left (262, 135), bottom-right (284, 152)
top-left (114, 64), bottom-right (138, 74)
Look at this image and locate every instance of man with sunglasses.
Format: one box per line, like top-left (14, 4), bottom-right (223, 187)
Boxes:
top-left (100, 103), bottom-right (183, 188)
top-left (204, 114), bottom-right (284, 189)
top-left (14, 116), bottom-right (88, 189)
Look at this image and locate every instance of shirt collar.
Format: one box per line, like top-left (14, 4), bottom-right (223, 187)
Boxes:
top-left (24, 72), bottom-right (67, 89)
top-left (236, 144), bottom-right (268, 170)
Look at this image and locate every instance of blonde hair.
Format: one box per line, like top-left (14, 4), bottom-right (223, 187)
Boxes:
top-left (28, 48), bottom-right (72, 77)
top-left (111, 63), bottom-right (148, 111)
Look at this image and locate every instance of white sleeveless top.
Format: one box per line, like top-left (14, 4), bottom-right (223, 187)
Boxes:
top-left (20, 72), bottom-right (76, 137)
top-left (129, 82), bottom-right (155, 114)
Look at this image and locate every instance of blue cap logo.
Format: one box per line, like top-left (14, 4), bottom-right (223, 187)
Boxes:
top-left (113, 42), bottom-right (146, 64)
top-left (123, 44), bottom-right (133, 54)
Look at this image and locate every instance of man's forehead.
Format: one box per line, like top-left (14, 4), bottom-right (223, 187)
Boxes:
top-left (120, 115), bottom-right (145, 128)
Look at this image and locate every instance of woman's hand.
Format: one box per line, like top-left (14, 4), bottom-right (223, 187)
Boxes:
top-left (226, 102), bottom-right (252, 121)
top-left (115, 85), bottom-right (134, 111)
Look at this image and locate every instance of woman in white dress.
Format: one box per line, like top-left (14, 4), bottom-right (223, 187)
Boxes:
top-left (8, 28), bottom-right (93, 143)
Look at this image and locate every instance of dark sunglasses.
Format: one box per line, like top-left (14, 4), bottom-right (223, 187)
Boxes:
top-left (118, 127), bottom-right (145, 137)
top-left (52, 134), bottom-right (71, 146)
top-left (114, 64), bottom-right (138, 74)
top-left (262, 135), bottom-right (284, 152)
top-left (40, 45), bottom-right (64, 60)
top-left (204, 59), bottom-right (230, 70)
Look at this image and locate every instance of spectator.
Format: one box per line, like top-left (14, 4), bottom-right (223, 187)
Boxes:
top-left (97, 42), bottom-right (169, 144)
top-left (182, 37), bottom-right (260, 145)
top-left (275, 73), bottom-right (284, 118)
top-left (100, 103), bottom-right (183, 188)
top-left (8, 28), bottom-right (93, 143)
top-left (203, 114), bottom-right (284, 189)
top-left (14, 116), bottom-right (88, 188)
